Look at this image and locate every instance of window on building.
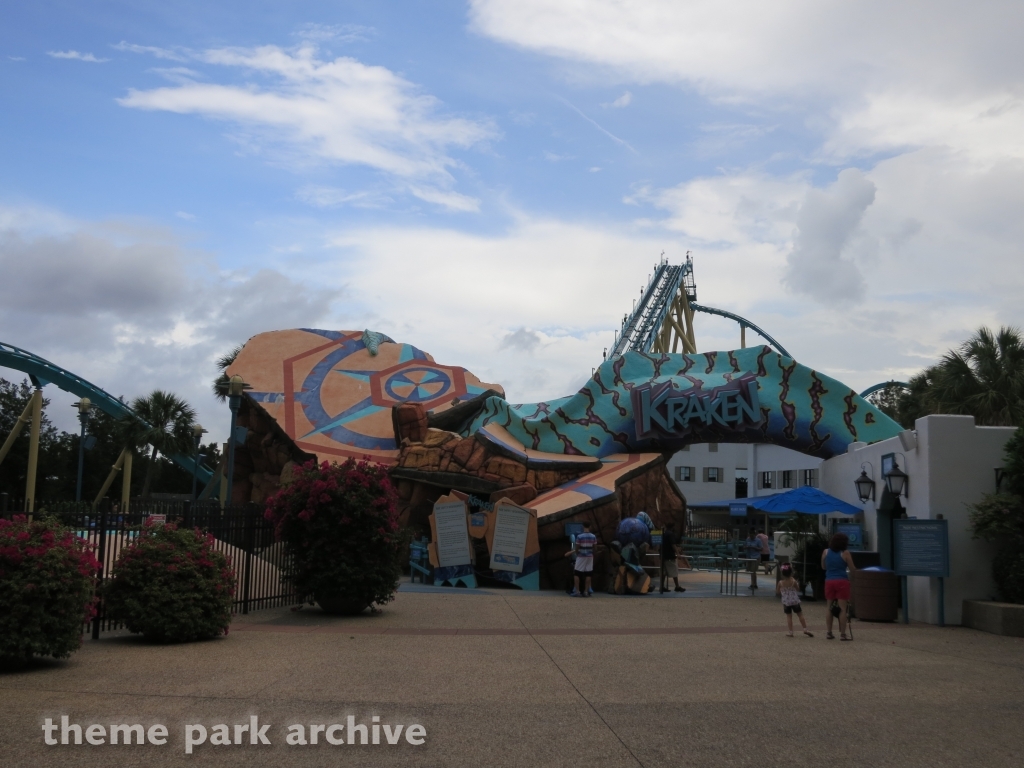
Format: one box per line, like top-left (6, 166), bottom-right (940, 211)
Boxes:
top-left (675, 466), bottom-right (695, 482)
top-left (704, 466), bottom-right (723, 483)
top-left (780, 470), bottom-right (794, 489)
top-left (802, 468), bottom-right (819, 487)
top-left (759, 471), bottom-right (775, 490)
top-left (708, 442), bottom-right (719, 452)
top-left (735, 477), bottom-right (748, 498)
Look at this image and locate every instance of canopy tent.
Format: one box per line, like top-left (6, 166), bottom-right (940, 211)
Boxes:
top-left (691, 486), bottom-right (863, 517)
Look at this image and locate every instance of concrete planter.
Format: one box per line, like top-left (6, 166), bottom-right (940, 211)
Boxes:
top-left (962, 600), bottom-right (1024, 637)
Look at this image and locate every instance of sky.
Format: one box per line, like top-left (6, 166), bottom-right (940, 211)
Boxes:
top-left (2, 1), bottom-right (1024, 438)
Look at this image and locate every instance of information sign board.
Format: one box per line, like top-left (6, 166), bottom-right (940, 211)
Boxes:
top-left (564, 522), bottom-right (584, 538)
top-left (433, 500), bottom-right (472, 568)
top-left (729, 501), bottom-right (748, 517)
top-left (894, 518), bottom-right (949, 577)
top-left (489, 502), bottom-right (531, 573)
top-left (836, 523), bottom-right (864, 551)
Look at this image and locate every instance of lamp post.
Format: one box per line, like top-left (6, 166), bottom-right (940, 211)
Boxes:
top-left (884, 458), bottom-right (909, 497)
top-left (191, 424), bottom-right (207, 501)
top-left (854, 462), bottom-right (876, 503)
top-left (73, 397), bottom-right (93, 502)
top-left (225, 375), bottom-right (248, 506)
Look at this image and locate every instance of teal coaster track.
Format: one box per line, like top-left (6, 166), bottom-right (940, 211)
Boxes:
top-left (0, 341), bottom-right (212, 483)
top-left (610, 256), bottom-right (911, 404)
top-left (612, 254), bottom-right (791, 358)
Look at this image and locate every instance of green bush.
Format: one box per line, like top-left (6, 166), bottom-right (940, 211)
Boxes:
top-left (264, 459), bottom-right (405, 614)
top-left (103, 523), bottom-right (235, 642)
top-left (968, 427), bottom-right (1024, 602)
top-left (0, 515), bottom-right (99, 662)
top-left (969, 491), bottom-right (1024, 603)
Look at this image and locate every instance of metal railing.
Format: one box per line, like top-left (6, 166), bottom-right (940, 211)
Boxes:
top-left (1, 496), bottom-right (300, 637)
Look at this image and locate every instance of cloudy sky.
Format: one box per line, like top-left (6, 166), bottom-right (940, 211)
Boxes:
top-left (3, 1), bottom-right (1023, 437)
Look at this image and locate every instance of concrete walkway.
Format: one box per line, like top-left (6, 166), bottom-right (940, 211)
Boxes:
top-left (3, 574), bottom-right (1023, 767)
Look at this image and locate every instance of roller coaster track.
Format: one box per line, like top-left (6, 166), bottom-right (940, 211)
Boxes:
top-left (611, 255), bottom-right (792, 359)
top-left (688, 304), bottom-right (792, 359)
top-left (0, 341), bottom-right (212, 483)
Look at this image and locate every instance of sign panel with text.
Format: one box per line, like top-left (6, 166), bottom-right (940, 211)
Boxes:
top-left (432, 499), bottom-right (472, 568)
top-left (489, 502), bottom-right (531, 573)
top-left (894, 518), bottom-right (949, 577)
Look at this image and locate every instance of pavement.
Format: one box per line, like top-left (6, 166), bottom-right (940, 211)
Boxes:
top-left (2, 569), bottom-right (1023, 768)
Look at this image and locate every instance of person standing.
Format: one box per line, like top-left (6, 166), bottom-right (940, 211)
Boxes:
top-left (659, 522), bottom-right (686, 593)
top-left (756, 527), bottom-right (772, 574)
top-left (745, 529), bottom-right (761, 590)
top-left (821, 532), bottom-right (858, 640)
top-left (571, 521), bottom-right (597, 597)
top-left (776, 563), bottom-right (813, 637)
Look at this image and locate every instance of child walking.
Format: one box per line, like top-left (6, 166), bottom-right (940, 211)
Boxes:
top-left (776, 564), bottom-right (813, 637)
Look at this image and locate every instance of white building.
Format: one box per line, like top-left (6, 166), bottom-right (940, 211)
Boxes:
top-left (819, 414), bottom-right (1012, 626)
top-left (667, 443), bottom-right (823, 525)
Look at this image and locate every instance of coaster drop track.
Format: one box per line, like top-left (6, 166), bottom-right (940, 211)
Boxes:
top-left (610, 253), bottom-right (792, 359)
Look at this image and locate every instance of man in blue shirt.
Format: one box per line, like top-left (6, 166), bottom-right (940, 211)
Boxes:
top-left (571, 521), bottom-right (598, 597)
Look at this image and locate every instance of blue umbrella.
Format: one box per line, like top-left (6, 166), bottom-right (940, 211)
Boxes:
top-left (744, 486), bottom-right (862, 516)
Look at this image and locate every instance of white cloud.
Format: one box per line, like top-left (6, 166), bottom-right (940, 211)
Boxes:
top-left (175, 211), bottom-right (196, 221)
top-left (47, 50), bottom-right (109, 63)
top-left (117, 43), bottom-right (496, 210)
top-left (783, 169), bottom-right (875, 304)
top-left (293, 23), bottom-right (373, 44)
top-left (295, 185), bottom-right (393, 209)
top-left (604, 91), bottom-right (632, 108)
top-left (8, 56), bottom-right (26, 62)
top-left (470, 1), bottom-right (1024, 165)
top-left (113, 41), bottom-right (188, 62)
top-left (0, 205), bottom-right (333, 438)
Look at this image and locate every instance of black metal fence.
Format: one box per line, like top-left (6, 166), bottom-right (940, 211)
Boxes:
top-left (687, 524), bottom-right (732, 540)
top-left (0, 495), bottom-right (301, 637)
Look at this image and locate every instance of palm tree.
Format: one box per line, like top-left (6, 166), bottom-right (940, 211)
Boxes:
top-left (120, 390), bottom-right (197, 497)
top-left (926, 326), bottom-right (1024, 427)
top-left (212, 344), bottom-right (243, 402)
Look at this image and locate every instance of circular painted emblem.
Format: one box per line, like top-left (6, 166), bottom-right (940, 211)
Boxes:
top-left (383, 367), bottom-right (452, 403)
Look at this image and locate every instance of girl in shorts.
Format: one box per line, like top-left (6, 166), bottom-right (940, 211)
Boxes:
top-left (776, 564), bottom-right (813, 637)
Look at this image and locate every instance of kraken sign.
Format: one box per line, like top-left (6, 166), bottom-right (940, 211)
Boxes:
top-left (632, 373), bottom-right (763, 439)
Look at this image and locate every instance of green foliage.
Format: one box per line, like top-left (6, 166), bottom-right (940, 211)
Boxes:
top-left (103, 523), bottom-right (235, 642)
top-left (866, 382), bottom-right (905, 426)
top-left (778, 515), bottom-right (829, 589)
top-left (1, 377), bottom-right (212, 499)
top-left (0, 515), bottom-right (99, 661)
top-left (969, 428), bottom-right (1024, 602)
top-left (901, 326), bottom-right (1024, 428)
top-left (118, 390), bottom-right (197, 497)
top-left (264, 459), bottom-right (405, 613)
top-left (212, 344), bottom-right (244, 402)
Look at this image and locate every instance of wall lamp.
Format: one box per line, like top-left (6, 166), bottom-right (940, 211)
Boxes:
top-left (884, 453), bottom-right (909, 497)
top-left (854, 462), bottom-right (876, 503)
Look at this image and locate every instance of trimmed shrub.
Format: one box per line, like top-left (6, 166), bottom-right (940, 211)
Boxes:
top-left (0, 515), bottom-right (100, 662)
top-left (264, 459), bottom-right (404, 614)
top-left (103, 523), bottom-right (235, 642)
top-left (970, 491), bottom-right (1024, 603)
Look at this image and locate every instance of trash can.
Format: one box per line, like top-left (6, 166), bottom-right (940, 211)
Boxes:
top-left (852, 566), bottom-right (899, 622)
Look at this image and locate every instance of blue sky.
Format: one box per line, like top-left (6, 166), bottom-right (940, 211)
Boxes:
top-left (3, 1), bottom-right (1024, 437)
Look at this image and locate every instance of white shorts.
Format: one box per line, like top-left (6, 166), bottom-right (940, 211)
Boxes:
top-left (574, 556), bottom-right (594, 574)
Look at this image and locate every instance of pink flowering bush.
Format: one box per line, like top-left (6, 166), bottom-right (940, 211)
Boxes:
top-left (264, 459), bottom-right (404, 614)
top-left (103, 522), bottom-right (235, 642)
top-left (0, 515), bottom-right (100, 662)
